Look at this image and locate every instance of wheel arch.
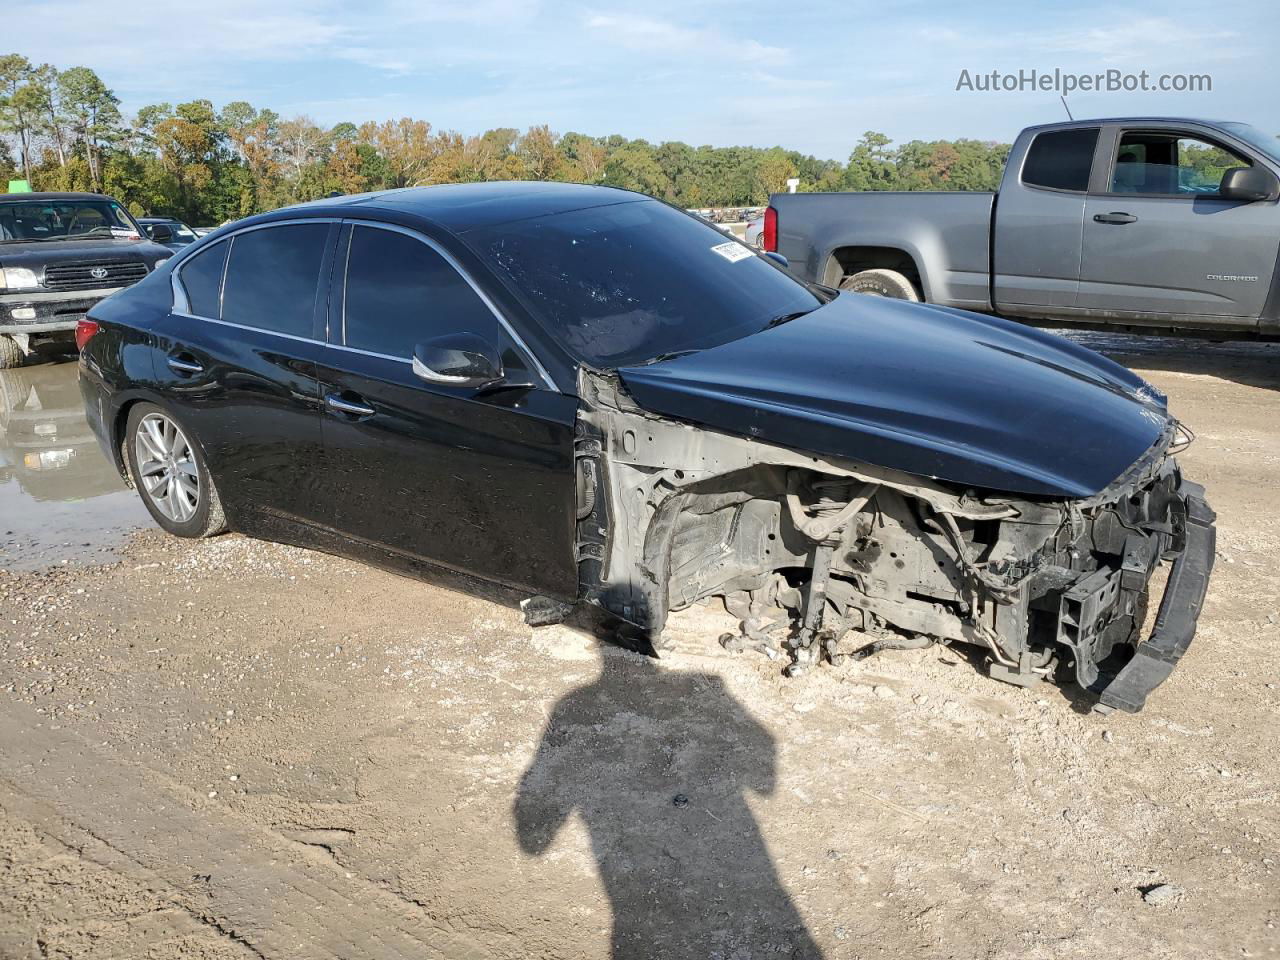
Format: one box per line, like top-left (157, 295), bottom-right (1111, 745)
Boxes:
top-left (823, 245), bottom-right (927, 299)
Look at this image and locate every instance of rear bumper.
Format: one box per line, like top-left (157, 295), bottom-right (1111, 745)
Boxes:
top-left (1096, 481), bottom-right (1216, 713)
top-left (0, 287), bottom-right (124, 336)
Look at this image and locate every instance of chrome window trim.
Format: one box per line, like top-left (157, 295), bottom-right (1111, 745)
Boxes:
top-left (170, 311), bottom-right (324, 347)
top-left (341, 219), bottom-right (556, 391)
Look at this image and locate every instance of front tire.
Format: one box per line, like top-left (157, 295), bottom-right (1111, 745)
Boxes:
top-left (0, 336), bottom-right (23, 369)
top-left (839, 268), bottom-right (920, 301)
top-left (125, 402), bottom-right (227, 539)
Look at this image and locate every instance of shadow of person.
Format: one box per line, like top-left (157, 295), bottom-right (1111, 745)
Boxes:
top-left (515, 647), bottom-right (823, 959)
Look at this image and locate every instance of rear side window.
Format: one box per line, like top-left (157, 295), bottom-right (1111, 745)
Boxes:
top-left (342, 226), bottom-right (511, 358)
top-left (178, 240), bottom-right (227, 318)
top-left (222, 223), bottom-right (329, 338)
top-left (1021, 128), bottom-right (1099, 192)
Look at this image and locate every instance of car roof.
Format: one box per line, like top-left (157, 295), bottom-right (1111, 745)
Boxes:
top-left (137, 216), bottom-right (182, 223)
top-left (1021, 117), bottom-right (1240, 134)
top-left (0, 191), bottom-right (118, 202)
top-left (279, 181), bottom-right (650, 233)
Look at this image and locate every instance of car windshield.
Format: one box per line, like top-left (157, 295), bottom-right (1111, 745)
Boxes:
top-left (470, 199), bottom-right (822, 368)
top-left (1218, 122), bottom-right (1280, 166)
top-left (0, 198), bottom-right (140, 242)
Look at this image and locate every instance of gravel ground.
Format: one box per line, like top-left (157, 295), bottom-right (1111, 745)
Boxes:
top-left (1, 334), bottom-right (1278, 959)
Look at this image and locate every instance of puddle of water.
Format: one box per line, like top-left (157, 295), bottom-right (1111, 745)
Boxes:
top-left (0, 359), bottom-right (151, 572)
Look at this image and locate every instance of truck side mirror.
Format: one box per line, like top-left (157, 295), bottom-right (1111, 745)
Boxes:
top-left (147, 223), bottom-right (173, 243)
top-left (1219, 165), bottom-right (1280, 202)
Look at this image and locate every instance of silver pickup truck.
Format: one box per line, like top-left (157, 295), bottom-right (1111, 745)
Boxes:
top-left (765, 117), bottom-right (1280, 338)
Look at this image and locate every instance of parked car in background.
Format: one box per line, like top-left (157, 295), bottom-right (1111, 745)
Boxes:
top-left (138, 216), bottom-right (200, 250)
top-left (78, 182), bottom-right (1212, 712)
top-left (744, 216), bottom-right (764, 248)
top-left (0, 192), bottom-right (174, 368)
top-left (767, 117), bottom-right (1280, 338)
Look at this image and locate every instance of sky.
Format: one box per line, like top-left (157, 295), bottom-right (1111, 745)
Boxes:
top-left (9, 0), bottom-right (1277, 160)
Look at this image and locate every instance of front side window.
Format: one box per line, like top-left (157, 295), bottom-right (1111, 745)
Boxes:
top-left (342, 226), bottom-right (514, 359)
top-left (177, 240), bottom-right (227, 318)
top-left (1110, 132), bottom-right (1251, 195)
top-left (1021, 128), bottom-right (1099, 192)
top-left (221, 223), bottom-right (329, 337)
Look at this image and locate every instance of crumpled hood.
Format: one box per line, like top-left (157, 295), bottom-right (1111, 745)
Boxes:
top-left (617, 294), bottom-right (1170, 498)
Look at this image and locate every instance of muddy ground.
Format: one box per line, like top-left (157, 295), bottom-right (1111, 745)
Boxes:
top-left (1, 333), bottom-right (1278, 960)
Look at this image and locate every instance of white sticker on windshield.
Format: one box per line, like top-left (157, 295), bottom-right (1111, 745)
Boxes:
top-left (710, 241), bottom-right (754, 263)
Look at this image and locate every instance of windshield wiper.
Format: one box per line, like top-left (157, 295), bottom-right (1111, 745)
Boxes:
top-left (763, 309), bottom-right (813, 330)
top-left (637, 349), bottom-right (699, 366)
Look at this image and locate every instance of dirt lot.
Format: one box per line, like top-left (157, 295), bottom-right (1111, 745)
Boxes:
top-left (1, 333), bottom-right (1278, 960)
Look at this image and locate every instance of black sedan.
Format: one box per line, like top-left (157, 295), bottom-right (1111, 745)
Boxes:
top-left (77, 182), bottom-right (1214, 712)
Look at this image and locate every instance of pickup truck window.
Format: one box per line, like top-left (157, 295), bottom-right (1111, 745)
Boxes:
top-left (1110, 132), bottom-right (1250, 196)
top-left (1021, 128), bottom-right (1098, 192)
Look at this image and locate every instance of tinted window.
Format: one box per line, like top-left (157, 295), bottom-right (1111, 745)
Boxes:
top-left (470, 200), bottom-right (822, 367)
top-left (343, 226), bottom-right (511, 358)
top-left (1022, 128), bottom-right (1099, 191)
top-left (178, 240), bottom-right (227, 318)
top-left (222, 223), bottom-right (329, 337)
top-left (1111, 132), bottom-right (1250, 195)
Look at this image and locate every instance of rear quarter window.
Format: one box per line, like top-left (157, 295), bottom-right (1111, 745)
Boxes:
top-left (177, 240), bottom-right (228, 318)
top-left (1021, 128), bottom-right (1099, 192)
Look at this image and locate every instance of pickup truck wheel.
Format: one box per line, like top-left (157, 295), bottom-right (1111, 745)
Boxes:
top-left (0, 336), bottom-right (23, 369)
top-left (840, 269), bottom-right (920, 302)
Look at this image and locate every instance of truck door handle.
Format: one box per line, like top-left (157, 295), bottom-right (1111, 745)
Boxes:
top-left (1093, 212), bottom-right (1138, 225)
top-left (166, 356), bottom-right (204, 375)
top-left (324, 393), bottom-right (375, 418)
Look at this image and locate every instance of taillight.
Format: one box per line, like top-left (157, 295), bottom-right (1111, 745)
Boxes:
top-left (75, 319), bottom-right (100, 352)
top-left (763, 206), bottom-right (777, 252)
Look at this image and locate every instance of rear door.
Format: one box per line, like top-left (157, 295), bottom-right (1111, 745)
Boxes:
top-left (155, 219), bottom-right (336, 529)
top-left (1078, 126), bottom-right (1279, 322)
top-left (314, 221), bottom-right (578, 600)
top-left (992, 126), bottom-right (1098, 309)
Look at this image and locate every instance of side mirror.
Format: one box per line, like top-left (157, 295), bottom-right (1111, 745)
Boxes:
top-left (412, 333), bottom-right (504, 389)
top-left (147, 223), bottom-right (173, 243)
top-left (1219, 165), bottom-right (1280, 202)
top-left (764, 251), bottom-right (789, 268)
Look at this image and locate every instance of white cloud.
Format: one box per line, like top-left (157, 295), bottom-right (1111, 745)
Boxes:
top-left (585, 12), bottom-right (789, 66)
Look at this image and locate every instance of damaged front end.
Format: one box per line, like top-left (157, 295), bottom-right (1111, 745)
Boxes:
top-left (573, 370), bottom-right (1215, 714)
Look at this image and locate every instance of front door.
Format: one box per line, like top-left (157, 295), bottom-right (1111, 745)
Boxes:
top-left (315, 222), bottom-right (579, 600)
top-left (1078, 128), bottom-right (1280, 323)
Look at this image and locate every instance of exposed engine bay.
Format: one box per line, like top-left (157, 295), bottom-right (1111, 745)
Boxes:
top-left (572, 370), bottom-right (1216, 714)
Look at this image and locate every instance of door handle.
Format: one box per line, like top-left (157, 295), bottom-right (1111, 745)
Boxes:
top-left (324, 393), bottom-right (375, 418)
top-left (1093, 212), bottom-right (1138, 225)
top-left (167, 356), bottom-right (204, 375)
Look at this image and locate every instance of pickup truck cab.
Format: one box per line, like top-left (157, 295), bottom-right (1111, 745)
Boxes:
top-left (767, 118), bottom-right (1280, 338)
top-left (0, 192), bottom-right (174, 367)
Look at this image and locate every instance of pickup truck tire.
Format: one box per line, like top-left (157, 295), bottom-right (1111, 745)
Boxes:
top-left (839, 269), bottom-right (920, 301)
top-left (0, 336), bottom-right (22, 369)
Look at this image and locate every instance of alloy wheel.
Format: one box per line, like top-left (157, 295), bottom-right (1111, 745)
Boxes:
top-left (135, 412), bottom-right (200, 522)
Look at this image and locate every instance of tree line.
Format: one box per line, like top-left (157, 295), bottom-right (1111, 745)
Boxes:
top-left (1, 54), bottom-right (1012, 225)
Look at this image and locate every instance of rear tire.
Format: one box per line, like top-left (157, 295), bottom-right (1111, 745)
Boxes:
top-left (839, 268), bottom-right (920, 301)
top-left (125, 402), bottom-right (227, 539)
top-left (0, 336), bottom-right (23, 369)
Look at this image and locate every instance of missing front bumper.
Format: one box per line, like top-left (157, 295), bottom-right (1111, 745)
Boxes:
top-left (1095, 482), bottom-right (1216, 714)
